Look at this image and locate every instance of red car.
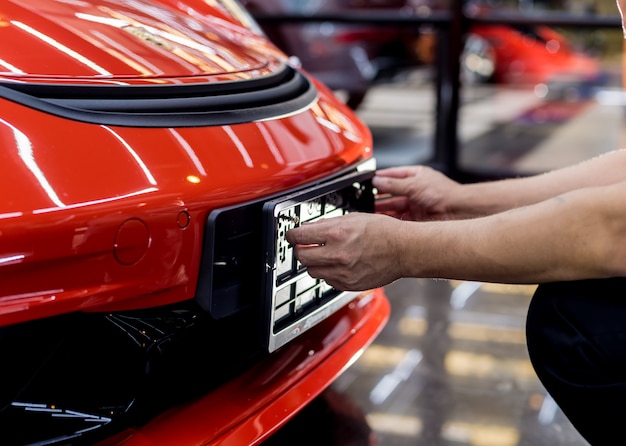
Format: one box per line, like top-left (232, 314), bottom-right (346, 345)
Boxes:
top-left (0, 1), bottom-right (388, 445)
top-left (463, 22), bottom-right (600, 86)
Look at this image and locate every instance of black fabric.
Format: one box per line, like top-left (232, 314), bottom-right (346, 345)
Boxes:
top-left (526, 278), bottom-right (626, 445)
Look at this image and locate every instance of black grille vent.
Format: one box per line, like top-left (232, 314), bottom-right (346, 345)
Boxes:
top-left (0, 63), bottom-right (317, 127)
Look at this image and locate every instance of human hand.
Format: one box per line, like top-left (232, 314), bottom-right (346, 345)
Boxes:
top-left (373, 165), bottom-right (461, 221)
top-left (285, 212), bottom-right (403, 291)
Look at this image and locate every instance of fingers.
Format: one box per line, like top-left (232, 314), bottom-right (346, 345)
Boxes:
top-left (375, 166), bottom-right (419, 179)
top-left (373, 166), bottom-right (420, 218)
top-left (294, 244), bottom-right (335, 268)
top-left (286, 220), bottom-right (339, 268)
top-left (286, 216), bottom-right (352, 269)
top-left (373, 167), bottom-right (420, 196)
top-left (285, 220), bottom-right (328, 247)
top-left (306, 267), bottom-right (367, 291)
top-left (285, 213), bottom-right (399, 291)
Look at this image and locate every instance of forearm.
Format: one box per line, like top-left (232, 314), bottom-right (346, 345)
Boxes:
top-left (399, 182), bottom-right (626, 284)
top-left (449, 149), bottom-right (626, 218)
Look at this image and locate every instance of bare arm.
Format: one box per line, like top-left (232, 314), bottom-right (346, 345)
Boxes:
top-left (375, 149), bottom-right (626, 220)
top-left (400, 181), bottom-right (626, 284)
top-left (287, 180), bottom-right (626, 290)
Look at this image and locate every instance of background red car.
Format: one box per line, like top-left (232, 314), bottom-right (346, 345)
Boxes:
top-left (243, 0), bottom-right (600, 105)
top-left (463, 20), bottom-right (600, 86)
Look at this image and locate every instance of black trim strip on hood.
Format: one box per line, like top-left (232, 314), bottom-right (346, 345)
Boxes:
top-left (0, 64), bottom-right (318, 128)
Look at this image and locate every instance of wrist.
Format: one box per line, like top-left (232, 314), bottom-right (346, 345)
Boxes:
top-left (392, 220), bottom-right (425, 279)
top-left (446, 186), bottom-right (480, 218)
top-left (448, 183), bottom-right (506, 218)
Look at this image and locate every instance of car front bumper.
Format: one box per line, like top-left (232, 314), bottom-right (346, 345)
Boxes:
top-left (96, 288), bottom-right (389, 446)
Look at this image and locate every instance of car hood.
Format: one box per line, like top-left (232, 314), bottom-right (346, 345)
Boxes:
top-left (0, 0), bottom-right (285, 84)
top-left (0, 0), bottom-right (374, 326)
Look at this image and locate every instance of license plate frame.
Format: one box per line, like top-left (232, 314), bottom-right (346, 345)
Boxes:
top-left (261, 169), bottom-right (375, 352)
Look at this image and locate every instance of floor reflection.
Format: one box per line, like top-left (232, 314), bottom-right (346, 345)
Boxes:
top-left (414, 279), bottom-right (452, 446)
top-left (331, 278), bottom-right (589, 445)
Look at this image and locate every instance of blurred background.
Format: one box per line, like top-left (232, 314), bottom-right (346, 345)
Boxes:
top-left (251, 0), bottom-right (623, 444)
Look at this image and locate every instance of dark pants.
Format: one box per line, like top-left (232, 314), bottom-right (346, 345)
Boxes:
top-left (526, 278), bottom-right (626, 445)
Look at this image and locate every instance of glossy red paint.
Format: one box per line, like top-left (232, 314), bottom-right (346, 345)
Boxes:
top-left (1, 2), bottom-right (388, 443)
top-left (0, 90), bottom-right (372, 325)
top-left (0, 0), bottom-right (281, 81)
top-left (0, 0), bottom-right (375, 326)
top-left (95, 289), bottom-right (389, 446)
